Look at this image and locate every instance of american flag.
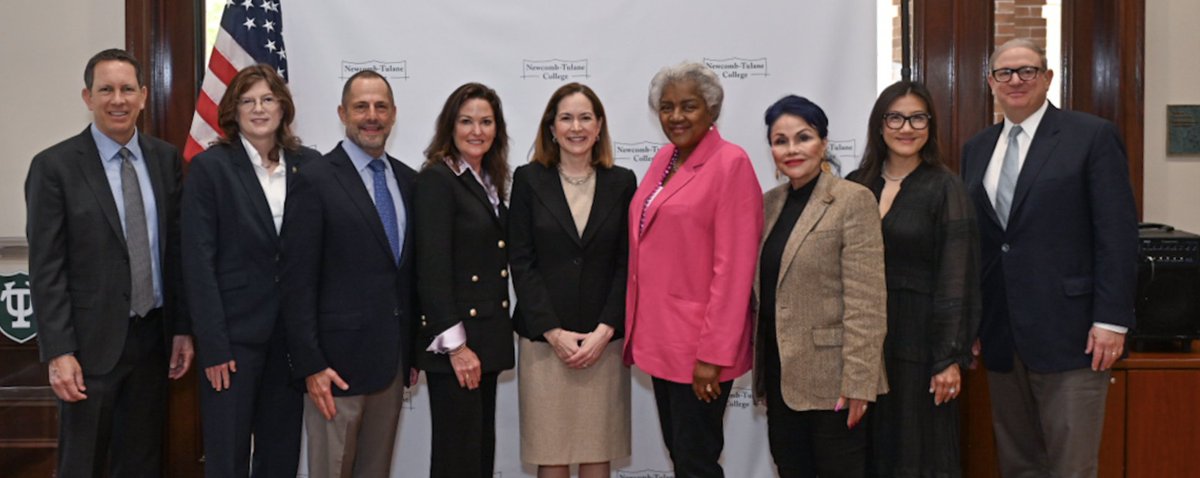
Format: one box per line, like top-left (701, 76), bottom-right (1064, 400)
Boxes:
top-left (184, 0), bottom-right (289, 161)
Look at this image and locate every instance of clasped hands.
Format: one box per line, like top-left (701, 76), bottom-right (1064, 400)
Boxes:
top-left (543, 324), bottom-right (614, 370)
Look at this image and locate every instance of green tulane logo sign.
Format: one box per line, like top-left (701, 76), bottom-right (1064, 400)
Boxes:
top-left (0, 273), bottom-right (35, 344)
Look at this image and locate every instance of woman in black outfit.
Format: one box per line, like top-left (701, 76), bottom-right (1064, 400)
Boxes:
top-left (414, 82), bottom-right (513, 478)
top-left (509, 82), bottom-right (636, 478)
top-left (847, 80), bottom-right (981, 478)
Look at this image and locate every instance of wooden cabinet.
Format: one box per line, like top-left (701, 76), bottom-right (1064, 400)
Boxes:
top-left (964, 344), bottom-right (1200, 477)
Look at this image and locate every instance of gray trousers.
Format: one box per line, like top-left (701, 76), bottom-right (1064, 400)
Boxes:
top-left (303, 373), bottom-right (405, 478)
top-left (987, 355), bottom-right (1111, 478)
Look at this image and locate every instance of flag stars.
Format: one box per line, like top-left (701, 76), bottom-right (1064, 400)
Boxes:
top-left (264, 1), bottom-right (279, 12)
top-left (277, 68), bottom-right (286, 77)
top-left (264, 20), bottom-right (275, 32)
top-left (240, 0), bottom-right (253, 10)
top-left (243, 17), bottom-right (257, 30)
top-left (225, 0), bottom-right (234, 7)
top-left (258, 0), bottom-right (270, 11)
top-left (265, 40), bottom-right (277, 52)
top-left (276, 49), bottom-right (286, 60)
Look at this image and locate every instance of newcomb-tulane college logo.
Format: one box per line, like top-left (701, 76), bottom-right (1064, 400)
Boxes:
top-left (702, 57), bottom-right (769, 80)
top-left (340, 60), bottom-right (409, 81)
top-left (0, 273), bottom-right (36, 344)
top-left (521, 59), bottom-right (589, 81)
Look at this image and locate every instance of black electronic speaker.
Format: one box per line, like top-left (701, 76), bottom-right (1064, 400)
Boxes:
top-left (1132, 224), bottom-right (1200, 350)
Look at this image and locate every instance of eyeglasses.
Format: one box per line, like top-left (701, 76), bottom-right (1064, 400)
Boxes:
top-left (238, 95), bottom-right (279, 110)
top-left (990, 66), bottom-right (1042, 82)
top-left (882, 112), bottom-right (931, 130)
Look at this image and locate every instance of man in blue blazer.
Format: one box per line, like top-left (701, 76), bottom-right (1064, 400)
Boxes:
top-left (961, 38), bottom-right (1137, 478)
top-left (25, 48), bottom-right (193, 477)
top-left (280, 70), bottom-right (418, 478)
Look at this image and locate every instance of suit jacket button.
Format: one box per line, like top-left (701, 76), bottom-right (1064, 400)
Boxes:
top-left (471, 275), bottom-right (479, 283)
top-left (1001, 243), bottom-right (1011, 253)
top-left (500, 269), bottom-right (508, 278)
top-left (501, 300), bottom-right (509, 308)
top-left (572, 258), bottom-right (582, 265)
top-left (498, 240), bottom-right (506, 249)
top-left (274, 275), bottom-right (281, 283)
top-left (393, 307), bottom-right (400, 316)
top-left (469, 308), bottom-right (478, 317)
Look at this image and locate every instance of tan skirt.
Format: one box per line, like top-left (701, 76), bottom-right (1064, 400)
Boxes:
top-left (517, 337), bottom-right (631, 465)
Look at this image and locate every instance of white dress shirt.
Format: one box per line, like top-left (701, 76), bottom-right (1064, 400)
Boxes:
top-left (240, 135), bottom-right (287, 233)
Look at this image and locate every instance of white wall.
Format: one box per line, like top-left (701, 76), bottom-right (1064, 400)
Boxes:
top-left (0, 2), bottom-right (125, 240)
top-left (1144, 0), bottom-right (1200, 233)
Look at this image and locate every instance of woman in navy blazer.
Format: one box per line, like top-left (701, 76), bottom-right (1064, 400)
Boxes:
top-left (182, 65), bottom-right (319, 478)
top-left (509, 82), bottom-right (636, 478)
top-left (414, 82), bottom-right (514, 478)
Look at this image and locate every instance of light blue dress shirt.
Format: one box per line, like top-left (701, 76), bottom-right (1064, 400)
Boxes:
top-left (91, 124), bottom-right (163, 311)
top-left (341, 139), bottom-right (407, 252)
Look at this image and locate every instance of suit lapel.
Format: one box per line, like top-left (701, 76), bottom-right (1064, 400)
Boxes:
top-left (531, 164), bottom-right (582, 246)
top-left (580, 166), bottom-right (619, 247)
top-left (228, 140), bottom-right (279, 241)
top-left (138, 136), bottom-right (171, 259)
top-left (965, 124), bottom-right (1003, 228)
top-left (330, 145), bottom-right (395, 262)
top-left (454, 165), bottom-right (504, 228)
top-left (75, 129), bottom-right (126, 246)
top-left (1008, 106), bottom-right (1062, 224)
top-left (388, 155), bottom-right (415, 270)
top-left (777, 173), bottom-right (834, 289)
top-left (641, 128), bottom-right (725, 235)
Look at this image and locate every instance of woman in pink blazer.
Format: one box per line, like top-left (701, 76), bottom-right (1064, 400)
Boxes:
top-left (624, 61), bottom-right (764, 477)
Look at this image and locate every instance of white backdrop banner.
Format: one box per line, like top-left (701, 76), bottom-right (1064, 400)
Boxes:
top-left (283, 1), bottom-right (877, 476)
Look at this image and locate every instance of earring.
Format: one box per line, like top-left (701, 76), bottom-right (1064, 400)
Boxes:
top-left (552, 136), bottom-right (557, 143)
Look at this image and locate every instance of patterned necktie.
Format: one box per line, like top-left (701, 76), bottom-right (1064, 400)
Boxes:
top-left (119, 147), bottom-right (155, 316)
top-left (368, 159), bottom-right (401, 264)
top-left (994, 125), bottom-right (1023, 228)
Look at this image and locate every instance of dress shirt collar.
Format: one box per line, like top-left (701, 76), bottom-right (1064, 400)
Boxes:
top-left (90, 123), bottom-right (143, 162)
top-left (341, 138), bottom-right (388, 174)
top-left (239, 135), bottom-right (286, 175)
top-left (1001, 99), bottom-right (1050, 141)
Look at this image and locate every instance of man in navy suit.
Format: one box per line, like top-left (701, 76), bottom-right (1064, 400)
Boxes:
top-left (961, 38), bottom-right (1137, 478)
top-left (281, 69), bottom-right (417, 478)
top-left (25, 48), bottom-right (193, 477)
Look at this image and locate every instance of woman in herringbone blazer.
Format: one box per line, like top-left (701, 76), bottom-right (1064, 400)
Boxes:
top-left (754, 95), bottom-right (888, 478)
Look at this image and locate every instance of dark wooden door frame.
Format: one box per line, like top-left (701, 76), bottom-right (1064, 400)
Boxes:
top-left (126, 1), bottom-right (204, 476)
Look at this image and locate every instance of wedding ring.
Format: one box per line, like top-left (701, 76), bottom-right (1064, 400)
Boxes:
top-left (949, 387), bottom-right (956, 394)
top-left (1110, 351), bottom-right (1118, 355)
top-left (705, 384), bottom-right (713, 393)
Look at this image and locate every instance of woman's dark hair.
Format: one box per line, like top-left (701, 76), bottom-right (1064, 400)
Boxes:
top-left (531, 82), bottom-right (613, 169)
top-left (423, 82), bottom-right (511, 197)
top-left (764, 94), bottom-right (840, 173)
top-left (852, 80), bottom-right (946, 186)
top-left (216, 64), bottom-right (301, 160)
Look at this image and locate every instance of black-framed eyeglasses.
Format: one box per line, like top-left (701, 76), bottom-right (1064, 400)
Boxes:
top-left (991, 66), bottom-right (1042, 82)
top-left (882, 112), bottom-right (931, 130)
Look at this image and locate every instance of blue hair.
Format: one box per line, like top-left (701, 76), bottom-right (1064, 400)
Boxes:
top-left (764, 95), bottom-right (829, 140)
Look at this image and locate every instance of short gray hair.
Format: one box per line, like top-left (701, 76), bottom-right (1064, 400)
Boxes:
top-left (647, 61), bottom-right (724, 121)
top-left (990, 38), bottom-right (1049, 70)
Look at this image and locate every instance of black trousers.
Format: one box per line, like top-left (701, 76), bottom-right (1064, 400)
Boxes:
top-left (198, 329), bottom-right (303, 478)
top-left (57, 311), bottom-right (166, 478)
top-left (426, 371), bottom-right (499, 478)
top-left (765, 371), bottom-right (867, 478)
top-left (651, 377), bottom-right (732, 478)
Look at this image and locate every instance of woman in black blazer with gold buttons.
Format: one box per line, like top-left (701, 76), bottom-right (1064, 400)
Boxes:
top-left (509, 83), bottom-right (636, 477)
top-left (414, 82), bottom-right (513, 478)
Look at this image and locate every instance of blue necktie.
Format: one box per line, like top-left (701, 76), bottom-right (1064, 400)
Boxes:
top-left (368, 159), bottom-right (401, 264)
top-left (994, 125), bottom-right (1023, 229)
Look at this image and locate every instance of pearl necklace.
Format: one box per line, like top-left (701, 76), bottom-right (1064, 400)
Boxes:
top-left (558, 165), bottom-right (594, 186)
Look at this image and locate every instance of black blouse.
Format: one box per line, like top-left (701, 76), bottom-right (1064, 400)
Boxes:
top-left (848, 163), bottom-right (981, 372)
top-left (758, 178), bottom-right (818, 332)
